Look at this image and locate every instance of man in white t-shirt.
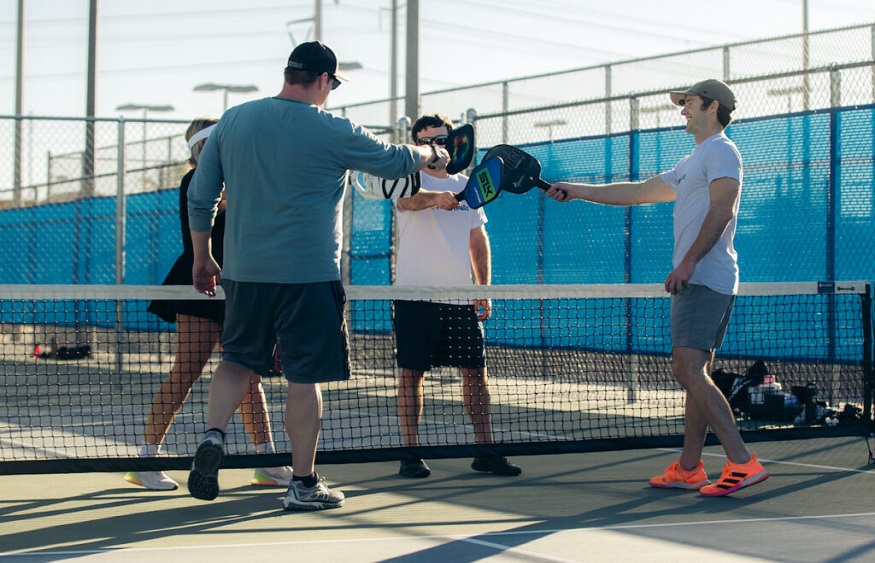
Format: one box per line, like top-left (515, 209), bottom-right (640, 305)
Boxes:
top-left (545, 80), bottom-right (768, 497)
top-left (392, 113), bottom-right (521, 479)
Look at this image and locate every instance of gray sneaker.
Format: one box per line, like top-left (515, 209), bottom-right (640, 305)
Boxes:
top-left (282, 476), bottom-right (345, 511)
top-left (188, 433), bottom-right (224, 501)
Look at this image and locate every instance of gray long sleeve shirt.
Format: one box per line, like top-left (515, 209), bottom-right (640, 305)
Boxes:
top-left (188, 97), bottom-right (419, 284)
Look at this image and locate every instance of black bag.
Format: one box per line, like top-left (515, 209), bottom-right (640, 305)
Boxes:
top-left (713, 360), bottom-right (769, 412)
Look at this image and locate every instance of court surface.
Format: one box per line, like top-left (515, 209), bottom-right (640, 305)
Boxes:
top-left (1, 436), bottom-right (874, 562)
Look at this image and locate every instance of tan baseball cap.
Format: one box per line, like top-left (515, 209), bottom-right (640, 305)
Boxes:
top-left (669, 79), bottom-right (736, 111)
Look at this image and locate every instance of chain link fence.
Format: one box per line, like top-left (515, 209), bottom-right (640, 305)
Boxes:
top-left (1, 117), bottom-right (189, 207)
top-left (336, 23), bottom-right (875, 137)
top-left (0, 118), bottom-right (189, 287)
top-left (0, 23), bottom-right (873, 287)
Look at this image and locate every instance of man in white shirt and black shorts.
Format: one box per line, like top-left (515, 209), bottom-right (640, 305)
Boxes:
top-left (392, 113), bottom-right (522, 479)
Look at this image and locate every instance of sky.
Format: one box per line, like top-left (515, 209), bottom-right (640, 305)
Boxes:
top-left (1, 0), bottom-right (875, 122)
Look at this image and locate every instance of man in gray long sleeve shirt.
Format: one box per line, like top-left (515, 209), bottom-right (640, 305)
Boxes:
top-left (186, 41), bottom-right (450, 511)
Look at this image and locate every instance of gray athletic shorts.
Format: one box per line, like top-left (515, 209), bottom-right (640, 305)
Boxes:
top-left (670, 283), bottom-right (735, 351)
top-left (222, 279), bottom-right (350, 384)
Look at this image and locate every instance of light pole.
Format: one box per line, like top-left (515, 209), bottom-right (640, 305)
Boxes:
top-left (284, 12), bottom-right (363, 70)
top-left (283, 10), bottom-right (362, 112)
top-left (193, 83), bottom-right (259, 113)
top-left (286, 14), bottom-right (363, 73)
top-left (767, 86), bottom-right (804, 113)
top-left (533, 119), bottom-right (567, 142)
top-left (115, 103), bottom-right (174, 189)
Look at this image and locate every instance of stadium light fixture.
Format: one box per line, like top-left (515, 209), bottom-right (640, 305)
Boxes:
top-left (115, 103), bottom-right (175, 193)
top-left (767, 86), bottom-right (805, 113)
top-left (533, 119), bottom-right (567, 142)
top-left (193, 83), bottom-right (259, 112)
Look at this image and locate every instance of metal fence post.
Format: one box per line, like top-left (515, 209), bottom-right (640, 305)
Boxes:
top-left (627, 95), bottom-right (640, 402)
top-left (45, 151), bottom-right (51, 202)
top-left (605, 65), bottom-right (612, 135)
top-left (501, 81), bottom-right (509, 144)
top-left (723, 46), bottom-right (731, 81)
top-left (116, 118), bottom-right (126, 374)
top-left (871, 25), bottom-right (875, 102)
top-left (830, 67), bottom-right (842, 108)
top-left (827, 78), bottom-right (841, 404)
top-left (116, 119), bottom-right (126, 285)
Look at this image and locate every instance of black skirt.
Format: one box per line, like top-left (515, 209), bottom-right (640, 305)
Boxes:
top-left (146, 251), bottom-right (225, 324)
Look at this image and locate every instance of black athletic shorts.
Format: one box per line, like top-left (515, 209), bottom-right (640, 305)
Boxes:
top-left (393, 300), bottom-right (485, 371)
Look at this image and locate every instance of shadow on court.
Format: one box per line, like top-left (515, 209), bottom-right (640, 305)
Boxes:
top-left (1, 437), bottom-right (874, 562)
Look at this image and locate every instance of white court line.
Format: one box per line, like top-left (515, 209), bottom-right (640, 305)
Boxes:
top-left (3, 511), bottom-right (875, 559)
top-left (657, 447), bottom-right (875, 475)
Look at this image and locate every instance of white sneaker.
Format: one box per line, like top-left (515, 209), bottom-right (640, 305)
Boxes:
top-left (124, 470), bottom-right (179, 491)
top-left (251, 466), bottom-right (293, 487)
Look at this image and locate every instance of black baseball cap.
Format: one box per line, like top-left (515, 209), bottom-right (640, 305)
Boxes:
top-left (669, 79), bottom-right (736, 112)
top-left (286, 41), bottom-right (350, 82)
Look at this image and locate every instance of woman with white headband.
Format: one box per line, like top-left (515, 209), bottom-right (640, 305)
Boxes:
top-left (125, 117), bottom-right (292, 491)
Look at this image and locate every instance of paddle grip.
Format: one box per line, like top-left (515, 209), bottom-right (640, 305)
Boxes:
top-left (538, 178), bottom-right (568, 198)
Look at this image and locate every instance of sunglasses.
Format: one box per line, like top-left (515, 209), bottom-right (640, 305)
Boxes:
top-left (416, 135), bottom-right (449, 146)
top-left (327, 74), bottom-right (341, 91)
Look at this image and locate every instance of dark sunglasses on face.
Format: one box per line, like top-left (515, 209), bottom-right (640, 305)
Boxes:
top-left (416, 135), bottom-right (449, 146)
top-left (327, 74), bottom-right (341, 90)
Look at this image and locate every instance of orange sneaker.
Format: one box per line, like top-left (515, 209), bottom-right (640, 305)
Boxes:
top-left (699, 454), bottom-right (769, 497)
top-left (649, 459), bottom-right (711, 490)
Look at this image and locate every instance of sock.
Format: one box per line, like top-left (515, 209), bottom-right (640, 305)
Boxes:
top-left (203, 428), bottom-right (225, 445)
top-left (255, 442), bottom-right (275, 455)
top-left (139, 443), bottom-right (160, 458)
top-left (293, 472), bottom-right (318, 488)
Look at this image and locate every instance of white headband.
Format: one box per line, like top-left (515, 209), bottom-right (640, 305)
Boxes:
top-left (186, 124), bottom-right (217, 149)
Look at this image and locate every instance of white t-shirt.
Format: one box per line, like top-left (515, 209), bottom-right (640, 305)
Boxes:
top-left (394, 172), bottom-right (488, 287)
top-left (659, 132), bottom-right (743, 295)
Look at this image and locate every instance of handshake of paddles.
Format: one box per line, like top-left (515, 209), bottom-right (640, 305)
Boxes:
top-left (352, 141), bottom-right (558, 209)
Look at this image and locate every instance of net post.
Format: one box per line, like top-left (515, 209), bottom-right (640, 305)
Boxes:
top-left (862, 283), bottom-right (874, 435)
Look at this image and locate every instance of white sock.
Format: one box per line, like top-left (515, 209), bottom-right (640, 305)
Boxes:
top-left (255, 442), bottom-right (275, 455)
top-left (139, 443), bottom-right (160, 458)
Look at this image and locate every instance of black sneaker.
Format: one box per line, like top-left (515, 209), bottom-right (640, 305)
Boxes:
top-left (471, 456), bottom-right (522, 476)
top-left (187, 434), bottom-right (224, 500)
top-left (399, 458), bottom-right (431, 478)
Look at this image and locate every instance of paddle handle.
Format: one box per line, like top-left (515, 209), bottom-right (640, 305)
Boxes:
top-left (538, 178), bottom-right (567, 198)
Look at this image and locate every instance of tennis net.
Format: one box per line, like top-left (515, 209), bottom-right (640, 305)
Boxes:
top-left (1, 281), bottom-right (872, 474)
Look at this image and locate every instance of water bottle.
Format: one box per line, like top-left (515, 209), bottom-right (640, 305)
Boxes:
top-left (761, 374), bottom-right (782, 395)
top-left (748, 374), bottom-right (782, 405)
